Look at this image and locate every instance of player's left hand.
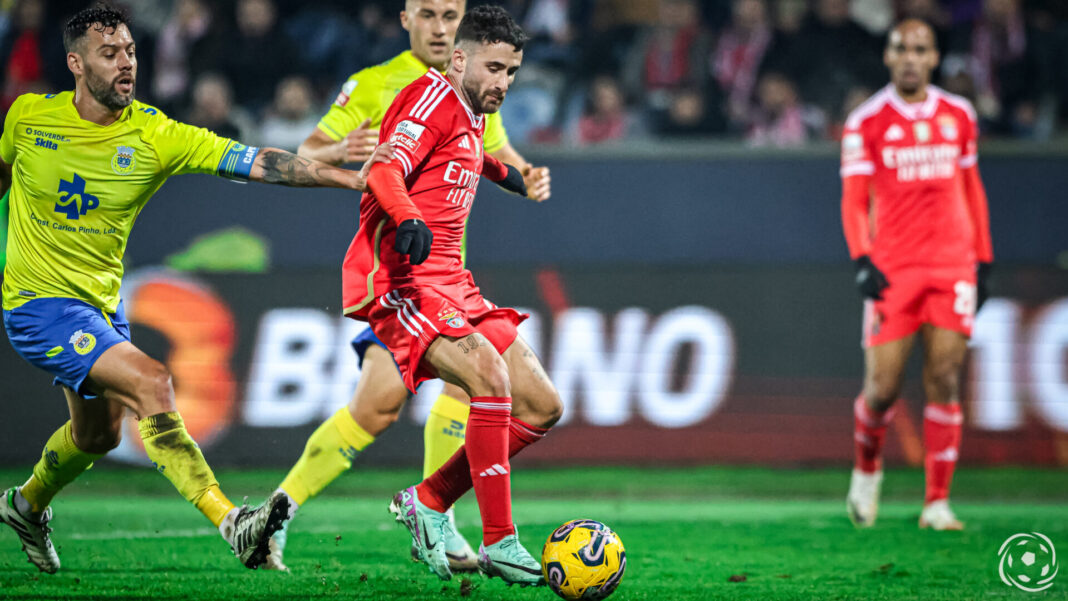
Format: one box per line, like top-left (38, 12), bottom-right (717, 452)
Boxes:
top-left (854, 255), bottom-right (889, 300)
top-left (395, 219), bottom-right (433, 265)
top-left (356, 144), bottom-right (395, 191)
top-left (494, 164), bottom-right (528, 197)
top-left (977, 262), bottom-right (992, 310)
top-left (522, 165), bottom-right (551, 202)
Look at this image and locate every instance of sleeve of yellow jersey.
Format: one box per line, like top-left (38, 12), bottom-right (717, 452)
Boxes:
top-left (148, 112), bottom-right (257, 179)
top-left (1, 95), bottom-right (28, 164)
top-left (483, 111), bottom-right (509, 154)
top-left (317, 70), bottom-right (385, 142)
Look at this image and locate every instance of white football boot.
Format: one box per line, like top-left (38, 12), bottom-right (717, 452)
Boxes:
top-left (846, 469), bottom-right (883, 528)
top-left (221, 492), bottom-right (291, 569)
top-left (919, 499), bottom-right (964, 530)
top-left (0, 487), bottom-right (60, 573)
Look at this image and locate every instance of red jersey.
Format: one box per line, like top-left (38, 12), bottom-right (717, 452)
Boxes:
top-left (840, 85), bottom-right (979, 271)
top-left (343, 69), bottom-right (487, 318)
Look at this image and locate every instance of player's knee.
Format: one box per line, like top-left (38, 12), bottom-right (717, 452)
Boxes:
top-left (468, 353), bottom-right (511, 398)
top-left (373, 401), bottom-right (404, 430)
top-left (865, 373), bottom-right (902, 410)
top-left (130, 361), bottom-right (175, 415)
top-left (72, 422), bottom-right (122, 454)
top-left (532, 383), bottom-right (564, 427)
top-left (924, 362), bottom-right (961, 403)
top-left (541, 392), bottom-right (564, 428)
top-left (77, 429), bottom-right (122, 454)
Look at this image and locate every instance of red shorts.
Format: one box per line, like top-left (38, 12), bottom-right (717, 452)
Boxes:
top-left (862, 265), bottom-right (977, 348)
top-left (365, 276), bottom-right (526, 392)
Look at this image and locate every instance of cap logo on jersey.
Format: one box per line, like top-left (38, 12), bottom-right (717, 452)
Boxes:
top-left (884, 124), bottom-right (905, 141)
top-left (938, 115), bottom-right (958, 141)
top-left (111, 145), bottom-right (136, 175)
top-left (391, 120), bottom-right (426, 154)
top-left (335, 80), bottom-right (358, 107)
top-left (913, 121), bottom-right (931, 143)
top-left (55, 173), bottom-right (100, 220)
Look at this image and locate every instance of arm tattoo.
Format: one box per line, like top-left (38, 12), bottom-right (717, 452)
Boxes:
top-left (257, 149), bottom-right (344, 187)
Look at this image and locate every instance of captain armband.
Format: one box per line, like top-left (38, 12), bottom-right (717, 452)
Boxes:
top-left (216, 142), bottom-right (260, 181)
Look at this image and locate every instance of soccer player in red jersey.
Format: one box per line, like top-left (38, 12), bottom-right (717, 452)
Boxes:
top-left (840, 20), bottom-right (993, 531)
top-left (342, 6), bottom-right (560, 585)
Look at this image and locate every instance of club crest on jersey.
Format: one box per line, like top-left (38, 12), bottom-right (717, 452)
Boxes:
top-left (913, 121), bottom-right (931, 143)
top-left (438, 309), bottom-right (465, 328)
top-left (69, 330), bottom-right (96, 355)
top-left (111, 145), bottom-right (136, 175)
top-left (335, 80), bottom-right (358, 107)
top-left (938, 115), bottom-right (958, 140)
top-left (884, 124), bottom-right (905, 141)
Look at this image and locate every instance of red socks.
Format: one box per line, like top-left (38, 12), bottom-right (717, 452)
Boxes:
top-left (416, 406), bottom-right (549, 545)
top-left (853, 395), bottom-right (895, 473)
top-left (923, 403), bottom-right (962, 503)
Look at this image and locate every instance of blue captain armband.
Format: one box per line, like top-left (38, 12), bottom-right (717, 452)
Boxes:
top-left (217, 142), bottom-right (260, 181)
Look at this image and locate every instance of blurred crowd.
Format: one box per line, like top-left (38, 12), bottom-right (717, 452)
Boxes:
top-left (1, 0), bottom-right (1067, 149)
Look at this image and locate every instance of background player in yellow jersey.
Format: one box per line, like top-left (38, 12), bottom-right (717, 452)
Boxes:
top-left (0, 5), bottom-right (392, 573)
top-left (269, 0), bottom-right (551, 572)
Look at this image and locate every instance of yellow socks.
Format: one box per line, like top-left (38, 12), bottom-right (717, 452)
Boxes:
top-left (139, 412), bottom-right (234, 527)
top-left (279, 408), bottom-right (375, 506)
top-left (19, 421), bottom-right (103, 513)
top-left (423, 394), bottom-right (469, 479)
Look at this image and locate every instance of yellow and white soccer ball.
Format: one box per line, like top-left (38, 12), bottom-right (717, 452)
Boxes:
top-left (541, 519), bottom-right (626, 600)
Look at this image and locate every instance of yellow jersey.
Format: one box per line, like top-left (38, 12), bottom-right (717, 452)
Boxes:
top-left (0, 91), bottom-right (255, 312)
top-left (318, 50), bottom-right (509, 154)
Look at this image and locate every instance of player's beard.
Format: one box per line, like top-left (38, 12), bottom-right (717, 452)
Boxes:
top-left (894, 67), bottom-right (926, 97)
top-left (462, 77), bottom-right (502, 115)
top-left (85, 64), bottom-right (135, 112)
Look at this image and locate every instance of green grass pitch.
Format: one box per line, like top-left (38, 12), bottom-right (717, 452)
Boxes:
top-left (0, 466), bottom-right (1065, 600)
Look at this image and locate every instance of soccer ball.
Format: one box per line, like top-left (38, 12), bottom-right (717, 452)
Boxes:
top-left (541, 519), bottom-right (626, 600)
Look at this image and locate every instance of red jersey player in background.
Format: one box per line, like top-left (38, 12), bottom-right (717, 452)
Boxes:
top-left (343, 6), bottom-right (561, 585)
top-left (841, 19), bottom-right (993, 531)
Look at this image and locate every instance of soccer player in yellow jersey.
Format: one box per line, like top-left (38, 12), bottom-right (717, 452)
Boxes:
top-left (0, 6), bottom-right (391, 573)
top-left (269, 0), bottom-right (551, 572)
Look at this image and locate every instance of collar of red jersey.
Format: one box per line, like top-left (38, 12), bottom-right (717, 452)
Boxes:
top-left (426, 69), bottom-right (484, 129)
top-left (885, 84), bottom-right (941, 121)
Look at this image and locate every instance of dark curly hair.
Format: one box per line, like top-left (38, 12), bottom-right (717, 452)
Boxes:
top-left (63, 3), bottom-right (130, 53)
top-left (455, 5), bottom-right (528, 51)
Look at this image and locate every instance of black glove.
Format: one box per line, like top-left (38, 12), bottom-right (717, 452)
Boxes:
top-left (977, 262), bottom-right (992, 310)
top-left (494, 164), bottom-right (527, 197)
top-left (854, 255), bottom-right (889, 300)
top-left (394, 219), bottom-right (432, 265)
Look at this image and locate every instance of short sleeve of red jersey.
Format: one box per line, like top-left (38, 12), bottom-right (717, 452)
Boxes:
top-left (382, 78), bottom-right (453, 178)
top-left (840, 123), bottom-right (874, 178)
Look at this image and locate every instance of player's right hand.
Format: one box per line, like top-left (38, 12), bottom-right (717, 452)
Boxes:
top-left (854, 255), bottom-right (889, 300)
top-left (340, 118), bottom-right (379, 164)
top-left (395, 219), bottom-right (433, 265)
